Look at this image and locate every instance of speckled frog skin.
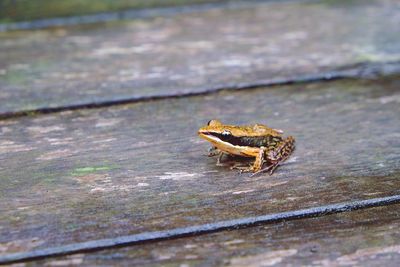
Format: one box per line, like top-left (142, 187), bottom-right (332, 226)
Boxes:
top-left (198, 120), bottom-right (295, 175)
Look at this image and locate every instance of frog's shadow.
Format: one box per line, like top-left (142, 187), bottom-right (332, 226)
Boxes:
top-left (215, 153), bottom-right (253, 168)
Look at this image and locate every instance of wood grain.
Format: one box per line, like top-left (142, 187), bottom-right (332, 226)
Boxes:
top-left (1, 0), bottom-right (400, 114)
top-left (0, 76), bottom-right (399, 255)
top-left (0, 0), bottom-right (224, 22)
top-left (27, 204), bottom-right (400, 266)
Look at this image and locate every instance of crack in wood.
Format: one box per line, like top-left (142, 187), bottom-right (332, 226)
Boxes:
top-left (1, 194), bottom-right (400, 265)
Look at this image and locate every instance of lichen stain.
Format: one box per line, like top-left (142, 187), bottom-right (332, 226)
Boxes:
top-left (245, 181), bottom-right (289, 190)
top-left (336, 245), bottom-right (400, 265)
top-left (0, 120), bottom-right (17, 126)
top-left (94, 118), bottom-right (122, 128)
top-left (73, 173), bottom-right (148, 193)
top-left (43, 254), bottom-right (84, 266)
top-left (232, 190), bottom-right (255, 195)
top-left (0, 140), bottom-right (34, 154)
top-left (228, 249), bottom-right (297, 267)
top-left (44, 137), bottom-right (74, 146)
top-left (91, 44), bottom-right (160, 57)
top-left (156, 172), bottom-right (204, 181)
top-left (0, 126), bottom-right (12, 134)
top-left (37, 149), bottom-right (73, 161)
top-left (92, 138), bottom-right (117, 144)
top-left (213, 181), bottom-right (288, 196)
top-left (27, 126), bottom-right (65, 134)
top-left (185, 254), bottom-right (199, 259)
top-left (0, 237), bottom-right (44, 255)
top-left (184, 244), bottom-right (198, 249)
top-left (67, 35), bottom-right (92, 44)
top-left (154, 252), bottom-right (175, 261)
top-left (224, 239), bottom-right (245, 246)
top-left (377, 94), bottom-right (400, 104)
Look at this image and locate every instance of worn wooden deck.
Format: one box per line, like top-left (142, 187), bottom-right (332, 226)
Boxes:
top-left (1, 0), bottom-right (400, 266)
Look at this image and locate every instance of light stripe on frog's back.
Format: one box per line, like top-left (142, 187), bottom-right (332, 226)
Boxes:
top-left (212, 133), bottom-right (282, 148)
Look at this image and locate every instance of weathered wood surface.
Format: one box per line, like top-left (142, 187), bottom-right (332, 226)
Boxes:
top-left (27, 204), bottom-right (400, 266)
top-left (1, 0), bottom-right (400, 114)
top-left (0, 0), bottom-right (224, 22)
top-left (1, 76), bottom-right (399, 256)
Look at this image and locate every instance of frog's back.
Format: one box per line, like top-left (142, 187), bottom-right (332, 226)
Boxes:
top-left (246, 123), bottom-right (283, 137)
top-left (239, 135), bottom-right (283, 148)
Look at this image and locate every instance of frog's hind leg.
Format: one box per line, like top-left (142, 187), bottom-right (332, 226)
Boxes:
top-left (252, 136), bottom-right (295, 176)
top-left (252, 146), bottom-right (267, 172)
top-left (268, 136), bottom-right (295, 174)
top-left (232, 147), bottom-right (267, 173)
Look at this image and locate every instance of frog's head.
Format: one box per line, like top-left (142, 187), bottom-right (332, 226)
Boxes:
top-left (199, 119), bottom-right (234, 136)
top-left (198, 119), bottom-right (242, 147)
top-left (198, 119), bottom-right (283, 147)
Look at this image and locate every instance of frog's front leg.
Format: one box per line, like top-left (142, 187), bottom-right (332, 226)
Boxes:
top-left (254, 136), bottom-right (295, 176)
top-left (207, 147), bottom-right (227, 166)
top-left (207, 146), bottom-right (220, 157)
top-left (216, 151), bottom-right (227, 166)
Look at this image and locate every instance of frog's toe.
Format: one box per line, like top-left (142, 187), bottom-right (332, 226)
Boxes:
top-left (231, 164), bottom-right (253, 173)
top-left (250, 163), bottom-right (279, 177)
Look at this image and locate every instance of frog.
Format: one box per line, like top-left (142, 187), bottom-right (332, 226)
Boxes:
top-left (198, 119), bottom-right (295, 175)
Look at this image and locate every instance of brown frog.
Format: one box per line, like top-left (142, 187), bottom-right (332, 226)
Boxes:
top-left (198, 120), bottom-right (295, 175)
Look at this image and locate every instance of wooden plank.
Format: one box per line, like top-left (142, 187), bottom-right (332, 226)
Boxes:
top-left (1, 0), bottom-right (400, 114)
top-left (26, 204), bottom-right (400, 266)
top-left (1, 196), bottom-right (399, 265)
top-left (0, 76), bottom-right (399, 256)
top-left (0, 0), bottom-right (224, 22)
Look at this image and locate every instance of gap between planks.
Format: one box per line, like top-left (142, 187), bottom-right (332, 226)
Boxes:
top-left (1, 61), bottom-right (399, 121)
top-left (1, 195), bottom-right (400, 265)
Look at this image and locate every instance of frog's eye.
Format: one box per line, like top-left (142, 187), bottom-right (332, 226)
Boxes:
top-left (207, 119), bottom-right (222, 126)
top-left (222, 130), bottom-right (231, 136)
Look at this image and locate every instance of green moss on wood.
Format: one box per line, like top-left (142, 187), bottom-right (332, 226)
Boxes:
top-left (71, 166), bottom-right (114, 176)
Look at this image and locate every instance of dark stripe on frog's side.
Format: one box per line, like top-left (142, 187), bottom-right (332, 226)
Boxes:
top-left (211, 133), bottom-right (282, 148)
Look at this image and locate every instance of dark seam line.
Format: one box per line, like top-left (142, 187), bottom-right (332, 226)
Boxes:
top-left (0, 0), bottom-right (316, 32)
top-left (1, 61), bottom-right (399, 120)
top-left (1, 194), bottom-right (400, 265)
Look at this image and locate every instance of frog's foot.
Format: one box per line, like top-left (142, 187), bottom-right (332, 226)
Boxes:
top-left (207, 146), bottom-right (220, 157)
top-left (250, 163), bottom-right (276, 177)
top-left (216, 152), bottom-right (229, 166)
top-left (231, 164), bottom-right (253, 173)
